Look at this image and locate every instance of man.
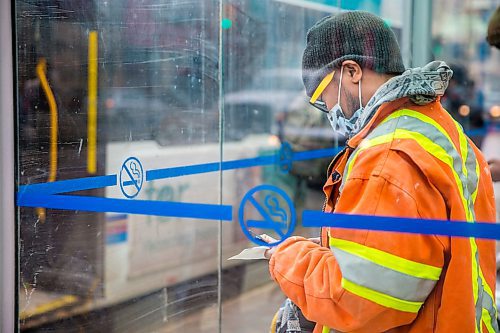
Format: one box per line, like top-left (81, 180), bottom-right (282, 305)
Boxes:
top-left (267, 11), bottom-right (498, 333)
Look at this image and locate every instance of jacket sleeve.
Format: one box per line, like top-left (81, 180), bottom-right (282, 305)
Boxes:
top-left (269, 150), bottom-right (446, 332)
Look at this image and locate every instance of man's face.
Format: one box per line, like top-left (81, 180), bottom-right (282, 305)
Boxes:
top-left (321, 69), bottom-right (360, 119)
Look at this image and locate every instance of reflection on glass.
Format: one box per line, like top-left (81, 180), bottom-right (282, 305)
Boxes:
top-left (433, 1), bottom-right (500, 141)
top-left (432, 5), bottom-right (500, 286)
top-left (220, 1), bottom-right (397, 332)
top-left (16, 1), bottom-right (224, 331)
top-left (15, 0), bottom-right (500, 332)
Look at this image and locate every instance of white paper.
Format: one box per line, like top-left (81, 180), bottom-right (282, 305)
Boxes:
top-left (227, 246), bottom-right (270, 260)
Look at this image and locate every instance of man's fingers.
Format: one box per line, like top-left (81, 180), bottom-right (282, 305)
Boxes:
top-left (261, 234), bottom-right (278, 243)
top-left (265, 246), bottom-right (276, 259)
top-left (308, 237), bottom-right (321, 244)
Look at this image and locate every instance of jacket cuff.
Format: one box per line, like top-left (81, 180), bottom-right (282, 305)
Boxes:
top-left (269, 236), bottom-right (306, 281)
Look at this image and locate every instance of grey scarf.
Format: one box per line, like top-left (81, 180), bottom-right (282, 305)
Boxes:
top-left (351, 61), bottom-right (453, 136)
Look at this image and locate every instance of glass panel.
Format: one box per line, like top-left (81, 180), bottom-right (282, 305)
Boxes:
top-left (16, 1), bottom-right (221, 331)
top-left (219, 1), bottom-right (409, 332)
top-left (15, 0), bottom-right (499, 332)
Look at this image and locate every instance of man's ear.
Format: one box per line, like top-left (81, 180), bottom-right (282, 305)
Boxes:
top-left (341, 60), bottom-right (362, 84)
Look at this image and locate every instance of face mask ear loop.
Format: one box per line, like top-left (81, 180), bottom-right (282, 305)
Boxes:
top-left (358, 78), bottom-right (363, 108)
top-left (337, 66), bottom-right (344, 107)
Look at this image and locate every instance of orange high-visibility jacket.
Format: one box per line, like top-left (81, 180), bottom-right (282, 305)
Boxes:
top-left (269, 97), bottom-right (498, 332)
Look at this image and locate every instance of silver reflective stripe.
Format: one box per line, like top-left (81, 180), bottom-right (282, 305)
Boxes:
top-left (475, 247), bottom-right (485, 332)
top-left (459, 132), bottom-right (498, 331)
top-left (341, 115), bottom-right (467, 193)
top-left (482, 285), bottom-right (499, 332)
top-left (465, 142), bottom-right (483, 332)
top-left (464, 141), bottom-right (499, 331)
top-left (377, 116), bottom-right (466, 180)
top-left (465, 142), bottom-right (478, 200)
top-left (332, 248), bottom-right (437, 302)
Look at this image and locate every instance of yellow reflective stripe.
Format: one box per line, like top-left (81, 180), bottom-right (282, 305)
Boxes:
top-left (479, 266), bottom-right (498, 321)
top-left (395, 127), bottom-right (485, 328)
top-left (452, 120), bottom-right (487, 331)
top-left (344, 109), bottom-right (495, 327)
top-left (472, 159), bottom-right (480, 203)
top-left (479, 257), bottom-right (496, 310)
top-left (341, 278), bottom-right (423, 313)
top-left (330, 238), bottom-right (441, 280)
top-left (383, 110), bottom-right (455, 151)
top-left (346, 127), bottom-right (469, 226)
top-left (469, 155), bottom-right (497, 328)
top-left (453, 120), bottom-right (469, 176)
top-left (470, 238), bottom-right (480, 316)
top-left (395, 130), bottom-right (470, 219)
top-left (322, 326), bottom-right (330, 333)
top-left (482, 308), bottom-right (496, 333)
top-left (346, 129), bottom-right (469, 219)
top-left (345, 133), bottom-right (394, 180)
top-left (481, 286), bottom-right (498, 333)
top-left (310, 71), bottom-right (334, 103)
top-left (382, 111), bottom-right (473, 220)
top-left (452, 122), bottom-right (474, 222)
top-left (385, 111), bottom-right (473, 217)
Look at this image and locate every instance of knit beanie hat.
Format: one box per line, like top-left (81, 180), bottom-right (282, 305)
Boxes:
top-left (302, 11), bottom-right (405, 97)
top-left (487, 6), bottom-right (500, 49)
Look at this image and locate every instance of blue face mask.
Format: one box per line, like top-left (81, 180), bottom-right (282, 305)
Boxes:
top-left (326, 66), bottom-right (364, 137)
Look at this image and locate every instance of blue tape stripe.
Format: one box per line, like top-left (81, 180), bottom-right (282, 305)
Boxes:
top-left (18, 175), bottom-right (117, 195)
top-left (146, 162), bottom-right (220, 180)
top-left (292, 147), bottom-right (342, 161)
top-left (18, 193), bottom-right (233, 221)
top-left (221, 155), bottom-right (276, 170)
top-left (15, 125), bottom-right (497, 197)
top-left (146, 147), bottom-right (341, 182)
top-left (18, 147), bottom-right (342, 195)
top-left (302, 211), bottom-right (500, 240)
top-left (146, 155), bottom-right (276, 181)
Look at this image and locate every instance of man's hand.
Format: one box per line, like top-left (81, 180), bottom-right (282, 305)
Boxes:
top-left (264, 246), bottom-right (276, 259)
top-left (265, 237), bottom-right (321, 259)
top-left (488, 159), bottom-right (500, 182)
top-left (308, 237), bottom-right (321, 244)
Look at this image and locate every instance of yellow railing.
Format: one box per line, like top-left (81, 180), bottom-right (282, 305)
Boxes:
top-left (87, 30), bottom-right (98, 174)
top-left (35, 58), bottom-right (58, 222)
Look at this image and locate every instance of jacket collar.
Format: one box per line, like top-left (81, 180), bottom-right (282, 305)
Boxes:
top-left (347, 97), bottom-right (410, 149)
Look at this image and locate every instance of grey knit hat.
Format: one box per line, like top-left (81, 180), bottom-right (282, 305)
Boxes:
top-left (302, 11), bottom-right (405, 97)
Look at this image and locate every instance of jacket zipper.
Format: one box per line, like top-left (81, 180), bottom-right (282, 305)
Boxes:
top-left (321, 146), bottom-right (350, 248)
top-left (322, 145), bottom-right (349, 212)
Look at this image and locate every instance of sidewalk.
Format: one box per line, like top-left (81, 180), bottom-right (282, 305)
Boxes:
top-left (161, 282), bottom-right (285, 332)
